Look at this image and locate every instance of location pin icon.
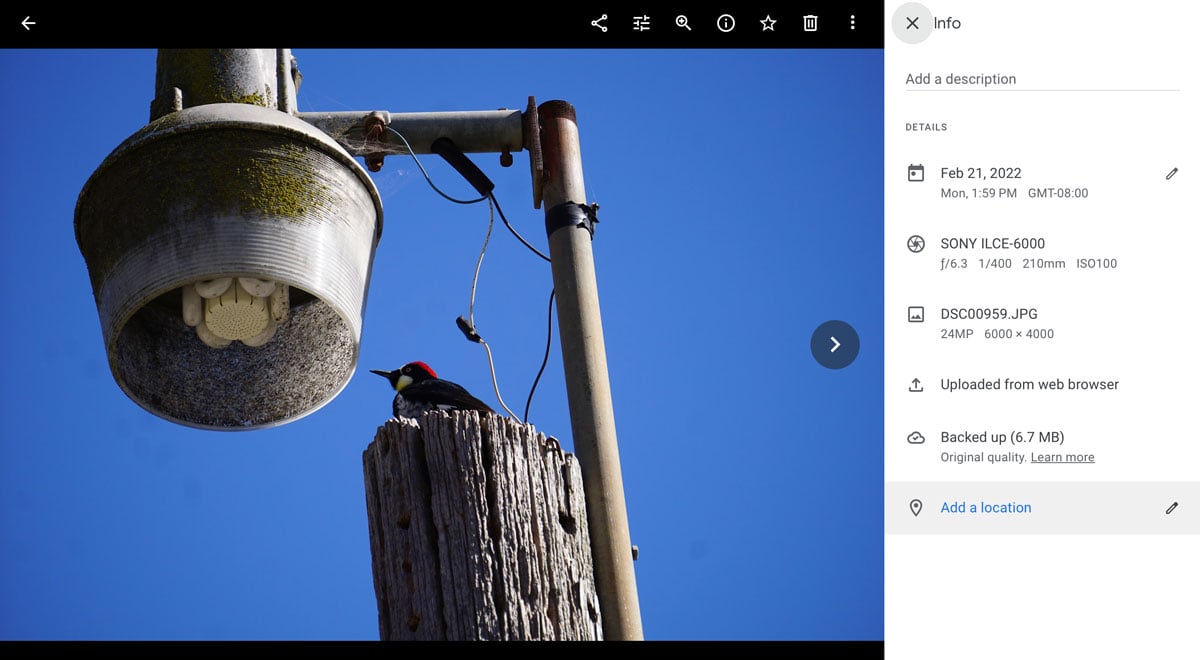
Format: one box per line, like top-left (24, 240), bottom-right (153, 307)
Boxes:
top-left (910, 499), bottom-right (923, 517)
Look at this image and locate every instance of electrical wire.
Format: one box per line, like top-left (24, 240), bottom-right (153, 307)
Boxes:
top-left (467, 198), bottom-right (492, 323)
top-left (489, 192), bottom-right (551, 263)
top-left (377, 123), bottom-right (556, 423)
top-left (380, 124), bottom-right (549, 261)
top-left (384, 125), bottom-right (487, 205)
top-left (524, 288), bottom-right (555, 424)
top-left (464, 199), bottom-right (519, 419)
top-left (480, 341), bottom-right (518, 419)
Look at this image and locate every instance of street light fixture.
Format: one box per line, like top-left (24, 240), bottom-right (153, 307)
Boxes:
top-left (75, 50), bottom-right (383, 429)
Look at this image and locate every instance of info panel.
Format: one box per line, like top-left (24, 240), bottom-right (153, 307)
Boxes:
top-left (885, 2), bottom-right (1199, 658)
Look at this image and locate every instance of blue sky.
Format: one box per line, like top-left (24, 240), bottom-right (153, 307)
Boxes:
top-left (0, 49), bottom-right (882, 640)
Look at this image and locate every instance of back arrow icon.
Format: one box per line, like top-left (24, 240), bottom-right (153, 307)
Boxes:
top-left (830, 336), bottom-right (841, 353)
top-left (22, 16), bottom-right (35, 30)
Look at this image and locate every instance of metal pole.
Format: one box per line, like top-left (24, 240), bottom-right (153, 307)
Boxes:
top-left (151, 49), bottom-right (297, 120)
top-left (298, 110), bottom-right (525, 155)
top-left (538, 100), bottom-right (643, 640)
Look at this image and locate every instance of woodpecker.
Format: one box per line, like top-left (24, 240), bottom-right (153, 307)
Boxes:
top-left (370, 361), bottom-right (495, 421)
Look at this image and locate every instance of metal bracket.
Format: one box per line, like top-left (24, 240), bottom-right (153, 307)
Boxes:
top-left (362, 111), bottom-right (390, 172)
top-left (524, 96), bottom-right (545, 209)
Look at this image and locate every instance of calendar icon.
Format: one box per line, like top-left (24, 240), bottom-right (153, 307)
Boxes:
top-left (908, 164), bottom-right (924, 182)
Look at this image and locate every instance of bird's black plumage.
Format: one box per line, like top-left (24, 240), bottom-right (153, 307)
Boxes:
top-left (371, 361), bottom-right (495, 420)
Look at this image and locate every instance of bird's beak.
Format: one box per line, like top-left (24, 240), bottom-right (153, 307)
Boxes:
top-left (370, 369), bottom-right (390, 378)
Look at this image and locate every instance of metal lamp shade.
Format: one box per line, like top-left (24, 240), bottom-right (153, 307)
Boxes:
top-left (75, 103), bottom-right (383, 430)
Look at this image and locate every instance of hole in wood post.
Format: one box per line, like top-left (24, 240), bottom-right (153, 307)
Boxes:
top-left (402, 559), bottom-right (412, 573)
top-left (407, 613), bottom-right (421, 632)
top-left (558, 511), bottom-right (577, 535)
top-left (397, 511), bottom-right (411, 530)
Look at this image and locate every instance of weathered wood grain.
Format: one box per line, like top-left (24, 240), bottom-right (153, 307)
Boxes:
top-left (363, 411), bottom-right (602, 640)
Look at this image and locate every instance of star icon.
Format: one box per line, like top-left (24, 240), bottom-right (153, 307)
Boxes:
top-left (760, 15), bottom-right (777, 31)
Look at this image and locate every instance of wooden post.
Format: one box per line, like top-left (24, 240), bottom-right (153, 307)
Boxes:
top-left (362, 411), bottom-right (603, 640)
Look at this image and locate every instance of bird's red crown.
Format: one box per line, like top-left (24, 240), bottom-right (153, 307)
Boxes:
top-left (404, 361), bottom-right (437, 379)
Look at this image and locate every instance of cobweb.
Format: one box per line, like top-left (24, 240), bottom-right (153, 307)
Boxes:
top-left (324, 124), bottom-right (418, 199)
top-left (368, 166), bottom-right (417, 199)
top-left (325, 124), bottom-right (414, 158)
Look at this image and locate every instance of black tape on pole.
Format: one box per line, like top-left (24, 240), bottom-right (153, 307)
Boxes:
top-left (545, 202), bottom-right (598, 238)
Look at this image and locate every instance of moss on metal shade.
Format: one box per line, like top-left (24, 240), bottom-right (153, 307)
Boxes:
top-left (75, 103), bottom-right (384, 430)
